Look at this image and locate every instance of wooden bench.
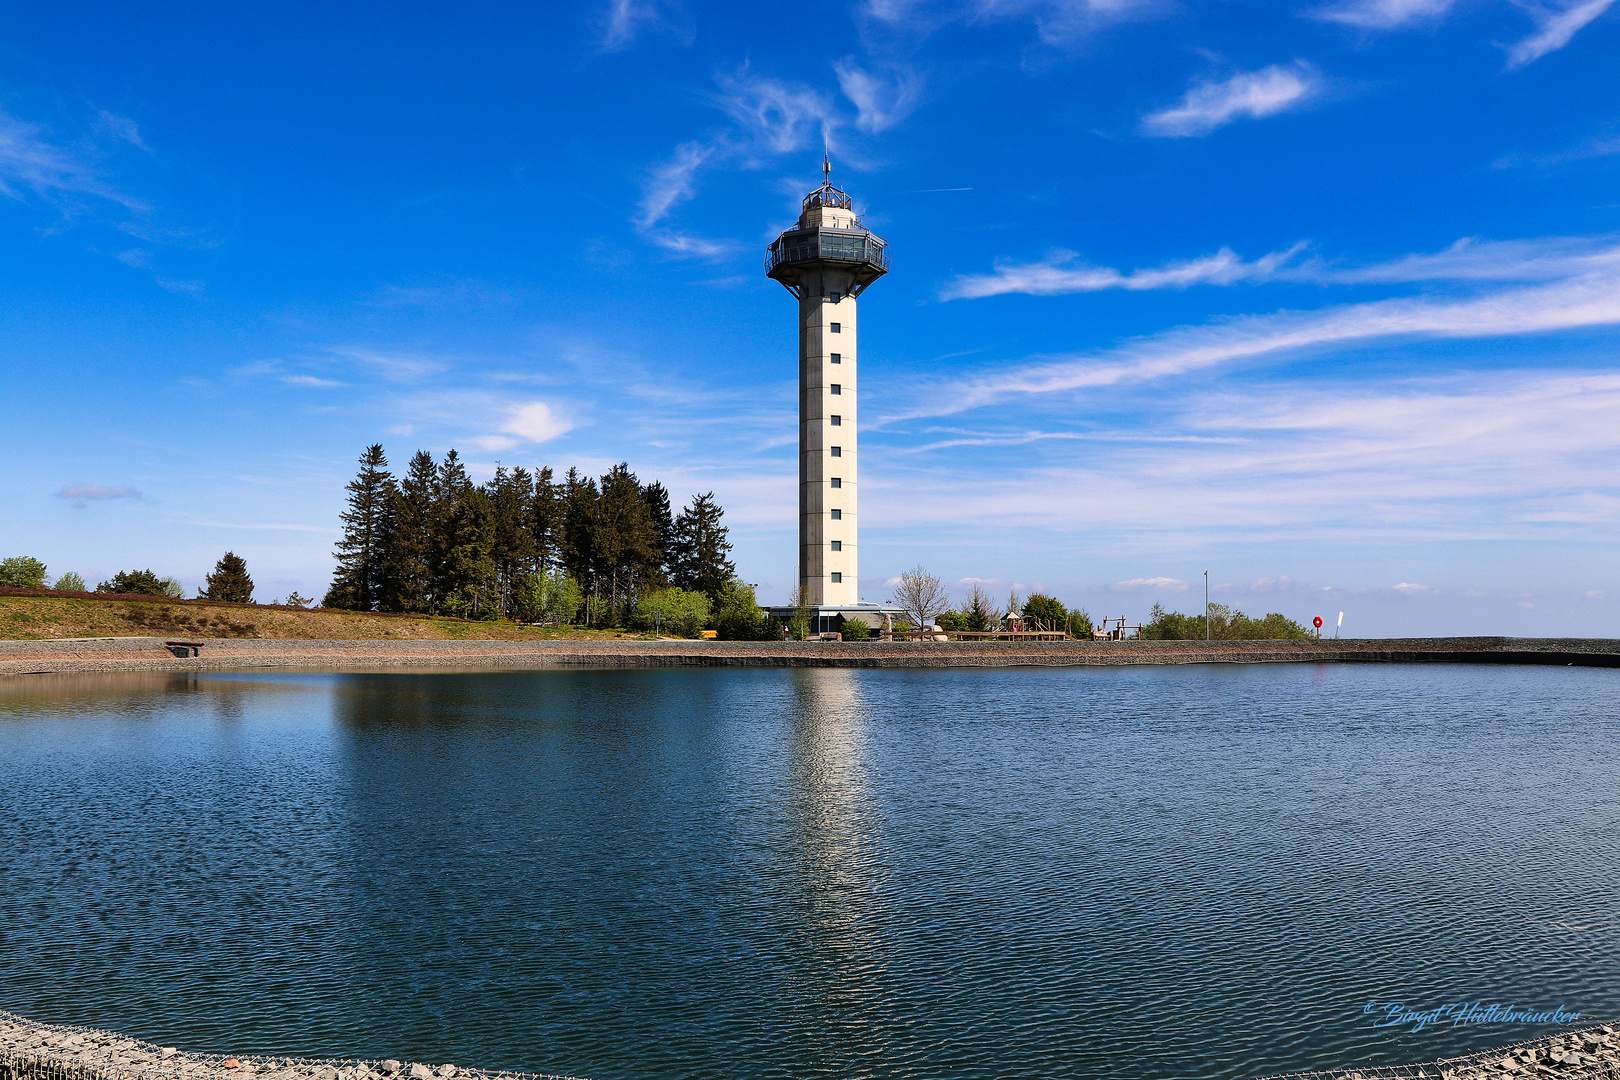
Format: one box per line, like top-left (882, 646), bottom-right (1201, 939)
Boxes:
top-left (163, 640), bottom-right (205, 657)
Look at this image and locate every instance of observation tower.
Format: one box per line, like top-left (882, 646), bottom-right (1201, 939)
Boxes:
top-left (766, 158), bottom-right (890, 623)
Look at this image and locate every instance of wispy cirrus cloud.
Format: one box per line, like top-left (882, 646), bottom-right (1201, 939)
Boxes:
top-left (635, 139), bottom-right (719, 229)
top-left (0, 105), bottom-right (145, 213)
top-left (598, 0), bottom-right (689, 51)
top-left (834, 59), bottom-right (923, 132)
top-left (860, 0), bottom-right (1163, 43)
top-left (710, 68), bottom-right (839, 155)
top-left (940, 244), bottom-right (1308, 299)
top-left (1312, 0), bottom-right (1453, 28)
top-left (939, 234), bottom-right (1620, 300)
top-left (1140, 64), bottom-right (1319, 137)
top-left (1505, 0), bottom-right (1617, 69)
top-left (899, 237), bottom-right (1620, 420)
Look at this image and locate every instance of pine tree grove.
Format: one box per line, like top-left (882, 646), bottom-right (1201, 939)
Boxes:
top-left (323, 448), bottom-right (733, 625)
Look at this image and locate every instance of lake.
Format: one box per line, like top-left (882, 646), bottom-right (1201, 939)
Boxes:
top-left (1, 664), bottom-right (1617, 1080)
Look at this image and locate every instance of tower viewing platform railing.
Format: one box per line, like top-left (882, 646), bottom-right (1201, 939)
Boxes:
top-left (765, 232), bottom-right (890, 275)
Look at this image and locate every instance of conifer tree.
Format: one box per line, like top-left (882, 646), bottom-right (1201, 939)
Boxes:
top-left (560, 467), bottom-right (600, 597)
top-left (439, 484), bottom-right (497, 618)
top-left (642, 481), bottom-right (673, 577)
top-left (203, 552), bottom-right (254, 603)
top-left (487, 465), bottom-right (536, 617)
top-left (325, 445), bottom-right (397, 611)
top-left (670, 492), bottom-right (735, 597)
top-left (530, 466), bottom-right (561, 571)
top-left (595, 463), bottom-right (662, 614)
top-left (382, 450), bottom-right (436, 613)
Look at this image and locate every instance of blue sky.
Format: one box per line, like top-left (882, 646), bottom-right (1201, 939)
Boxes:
top-left (3, 0), bottom-right (1618, 635)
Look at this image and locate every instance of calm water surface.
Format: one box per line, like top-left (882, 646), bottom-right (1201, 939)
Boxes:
top-left (1, 664), bottom-right (1618, 1080)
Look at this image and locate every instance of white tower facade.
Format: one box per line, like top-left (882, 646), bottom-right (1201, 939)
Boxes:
top-left (767, 162), bottom-right (889, 609)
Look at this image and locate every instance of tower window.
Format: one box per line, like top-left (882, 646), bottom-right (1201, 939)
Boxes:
top-left (831, 477), bottom-right (842, 488)
top-left (831, 384), bottom-right (841, 395)
top-left (830, 322), bottom-right (842, 333)
top-left (830, 446), bottom-right (841, 457)
top-left (830, 415), bottom-right (841, 426)
top-left (831, 509), bottom-right (842, 519)
top-left (831, 573), bottom-right (842, 583)
top-left (831, 541), bottom-right (842, 551)
top-left (830, 353), bottom-right (841, 364)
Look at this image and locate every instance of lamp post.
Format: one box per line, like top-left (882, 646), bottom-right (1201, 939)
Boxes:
top-left (1204, 570), bottom-right (1209, 641)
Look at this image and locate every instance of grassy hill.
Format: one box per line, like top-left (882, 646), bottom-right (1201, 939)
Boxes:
top-left (0, 589), bottom-right (634, 641)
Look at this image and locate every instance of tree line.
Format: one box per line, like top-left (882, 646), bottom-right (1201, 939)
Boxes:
top-left (323, 445), bottom-right (743, 626)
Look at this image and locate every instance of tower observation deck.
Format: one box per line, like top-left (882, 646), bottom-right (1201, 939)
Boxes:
top-left (766, 159), bottom-right (889, 615)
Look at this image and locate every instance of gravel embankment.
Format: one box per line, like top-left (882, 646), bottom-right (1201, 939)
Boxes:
top-left (4, 1010), bottom-right (1618, 1080)
top-left (0, 1010), bottom-right (584, 1080)
top-left (1, 636), bottom-right (1618, 676)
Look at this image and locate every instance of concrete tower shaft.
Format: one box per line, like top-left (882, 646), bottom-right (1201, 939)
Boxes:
top-left (766, 162), bottom-right (888, 608)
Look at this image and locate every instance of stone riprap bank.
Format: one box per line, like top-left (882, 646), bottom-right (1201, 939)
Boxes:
top-left (0, 1013), bottom-right (584, 1080)
top-left (4, 1012), bottom-right (1618, 1080)
top-left (1254, 1024), bottom-right (1620, 1079)
top-left (3, 636), bottom-right (1620, 677)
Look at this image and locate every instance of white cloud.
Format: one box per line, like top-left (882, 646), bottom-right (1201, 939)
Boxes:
top-left (1313, 0), bottom-right (1453, 28)
top-left (862, 0), bottom-right (1160, 42)
top-left (906, 238), bottom-right (1620, 418)
top-left (96, 110), bottom-right (150, 151)
top-left (0, 105), bottom-right (145, 212)
top-left (599, 0), bottom-right (686, 51)
top-left (1141, 64), bottom-right (1319, 138)
top-left (636, 140), bottom-right (717, 229)
top-left (1505, 0), bottom-right (1617, 69)
top-left (941, 234), bottom-right (1620, 301)
top-left (834, 59), bottom-right (923, 132)
top-left (1113, 576), bottom-right (1189, 591)
top-left (711, 68), bottom-right (837, 155)
top-left (646, 231), bottom-right (738, 258)
top-left (940, 244), bottom-right (1307, 300)
top-left (1392, 582), bottom-right (1438, 595)
top-left (475, 401), bottom-right (576, 451)
top-left (282, 374), bottom-right (347, 388)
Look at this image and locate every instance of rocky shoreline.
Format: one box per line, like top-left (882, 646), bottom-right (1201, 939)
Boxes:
top-left (0, 1013), bottom-right (587, 1080)
top-left (1, 635), bottom-right (1618, 677)
top-left (1254, 1024), bottom-right (1620, 1079)
top-left (4, 1010), bottom-right (1617, 1080)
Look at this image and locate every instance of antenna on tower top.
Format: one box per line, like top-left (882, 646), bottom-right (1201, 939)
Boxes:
top-left (823, 150), bottom-right (831, 186)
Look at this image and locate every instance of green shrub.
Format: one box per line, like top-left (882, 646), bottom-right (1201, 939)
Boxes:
top-left (632, 587), bottom-right (711, 637)
top-left (0, 556), bottom-right (48, 588)
top-left (1141, 602), bottom-right (1309, 640)
top-left (1022, 593), bottom-right (1067, 630)
top-left (840, 616), bottom-right (872, 641)
top-left (97, 569), bottom-right (168, 596)
top-left (937, 609), bottom-right (968, 632)
top-left (711, 577), bottom-right (772, 640)
top-left (512, 569), bottom-right (583, 625)
top-left (53, 571), bottom-right (86, 592)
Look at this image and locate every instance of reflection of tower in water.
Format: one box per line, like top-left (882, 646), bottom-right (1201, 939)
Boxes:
top-left (780, 669), bottom-right (902, 1066)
